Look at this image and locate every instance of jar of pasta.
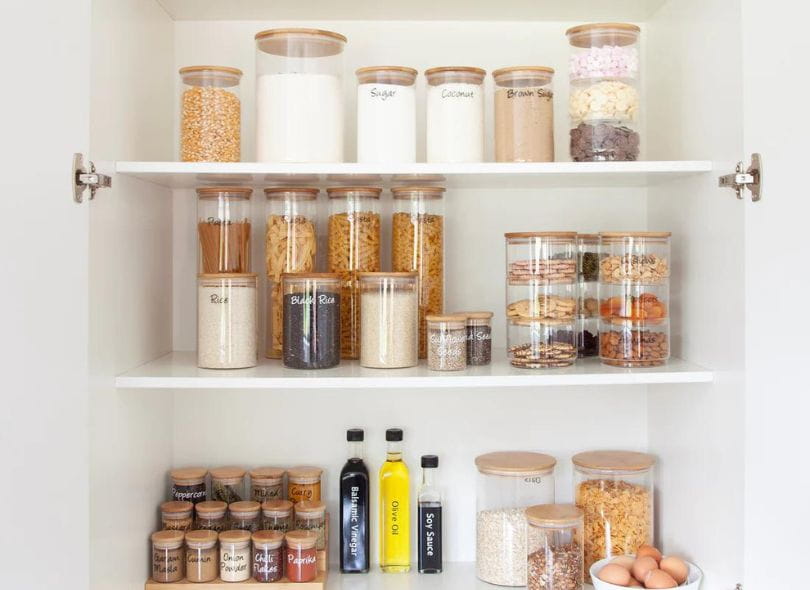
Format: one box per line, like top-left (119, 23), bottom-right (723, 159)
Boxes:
top-left (294, 500), bottom-right (327, 550)
top-left (161, 501), bottom-right (194, 531)
top-left (288, 466), bottom-right (322, 504)
top-left (195, 501), bottom-right (228, 532)
top-left (229, 500), bottom-right (262, 532)
top-left (196, 187), bottom-right (252, 274)
top-left (572, 450), bottom-right (655, 582)
top-left (327, 186), bottom-right (382, 359)
top-left (264, 187), bottom-right (319, 358)
top-left (391, 186), bottom-right (445, 358)
top-left (250, 467), bottom-right (285, 503)
top-left (261, 499), bottom-right (293, 533)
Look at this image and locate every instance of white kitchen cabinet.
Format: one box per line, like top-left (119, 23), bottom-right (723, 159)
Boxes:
top-left (1, 1), bottom-right (807, 590)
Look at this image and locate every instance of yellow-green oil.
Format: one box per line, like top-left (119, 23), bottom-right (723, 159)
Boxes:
top-left (379, 448), bottom-right (410, 572)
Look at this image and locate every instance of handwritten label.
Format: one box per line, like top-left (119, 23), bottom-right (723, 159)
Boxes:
top-left (290, 294), bottom-right (336, 305)
top-left (441, 88), bottom-right (475, 99)
top-left (209, 294), bottom-right (229, 304)
top-left (370, 87), bottom-right (398, 101)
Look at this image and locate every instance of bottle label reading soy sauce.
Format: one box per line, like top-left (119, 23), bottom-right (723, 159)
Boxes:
top-left (418, 503), bottom-right (442, 572)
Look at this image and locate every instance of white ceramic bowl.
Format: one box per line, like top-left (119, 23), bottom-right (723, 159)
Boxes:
top-left (590, 557), bottom-right (704, 590)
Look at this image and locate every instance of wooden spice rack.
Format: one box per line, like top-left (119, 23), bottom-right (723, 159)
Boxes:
top-left (145, 571), bottom-right (326, 589)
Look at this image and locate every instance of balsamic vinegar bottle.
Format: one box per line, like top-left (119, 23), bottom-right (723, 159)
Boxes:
top-left (418, 455), bottom-right (442, 573)
top-left (340, 428), bottom-right (370, 573)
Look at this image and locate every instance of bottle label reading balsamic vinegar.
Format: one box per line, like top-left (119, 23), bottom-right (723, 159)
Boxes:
top-left (418, 503), bottom-right (442, 572)
top-left (340, 472), bottom-right (369, 571)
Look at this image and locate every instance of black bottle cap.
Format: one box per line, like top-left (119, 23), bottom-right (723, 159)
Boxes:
top-left (346, 428), bottom-right (364, 442)
top-left (421, 455), bottom-right (439, 468)
top-left (386, 428), bottom-right (403, 441)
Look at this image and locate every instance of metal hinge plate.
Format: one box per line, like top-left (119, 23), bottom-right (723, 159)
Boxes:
top-left (73, 152), bottom-right (112, 203)
top-left (719, 153), bottom-right (761, 201)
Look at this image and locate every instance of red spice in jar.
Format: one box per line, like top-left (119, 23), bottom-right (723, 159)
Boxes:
top-left (284, 530), bottom-right (318, 582)
top-left (252, 530), bottom-right (284, 582)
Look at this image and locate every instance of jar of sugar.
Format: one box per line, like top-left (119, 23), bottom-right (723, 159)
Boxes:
top-left (356, 66), bottom-right (418, 163)
top-left (197, 274), bottom-right (258, 369)
top-left (425, 66), bottom-right (486, 163)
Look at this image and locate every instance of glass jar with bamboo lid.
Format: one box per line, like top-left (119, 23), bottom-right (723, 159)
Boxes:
top-left (185, 529), bottom-right (219, 583)
top-left (356, 66), bottom-right (418, 163)
top-left (196, 186), bottom-right (252, 274)
top-left (161, 501), bottom-right (194, 531)
top-left (250, 467), bottom-right (285, 503)
top-left (151, 530), bottom-right (185, 583)
top-left (358, 272), bottom-right (419, 368)
top-left (294, 500), bottom-right (327, 550)
top-left (197, 274), bottom-right (258, 369)
top-left (287, 466), bottom-right (323, 504)
top-left (180, 66), bottom-right (242, 162)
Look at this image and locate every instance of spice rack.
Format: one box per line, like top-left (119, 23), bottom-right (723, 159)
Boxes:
top-left (145, 571), bottom-right (326, 590)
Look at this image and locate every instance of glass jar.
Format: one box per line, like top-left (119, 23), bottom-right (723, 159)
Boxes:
top-left (255, 28), bottom-right (347, 163)
top-left (294, 500), bottom-right (327, 550)
top-left (161, 501), bottom-right (194, 531)
top-left (358, 272), bottom-right (419, 368)
top-left (287, 467), bottom-right (323, 504)
top-left (474, 451), bottom-right (557, 586)
top-left (426, 314), bottom-right (467, 371)
top-left (505, 232), bottom-right (578, 286)
top-left (170, 467), bottom-right (208, 505)
top-left (391, 186), bottom-right (445, 358)
top-left (576, 234), bottom-right (600, 358)
top-left (252, 530), bottom-right (284, 582)
top-left (196, 186), bottom-right (252, 274)
top-left (576, 317), bottom-right (599, 359)
top-left (493, 67), bottom-right (555, 163)
top-left (195, 501), bottom-right (228, 532)
top-left (577, 234), bottom-right (600, 284)
top-left (285, 530), bottom-right (319, 582)
top-left (151, 530), bottom-right (185, 583)
top-left (327, 186), bottom-right (382, 359)
top-left (210, 467), bottom-right (246, 503)
top-left (197, 274), bottom-right (258, 369)
top-left (185, 529), bottom-right (219, 583)
top-left (425, 67), bottom-right (486, 162)
top-left (250, 467), bottom-right (285, 503)
top-left (219, 529), bottom-right (252, 582)
top-left (180, 66), bottom-right (242, 162)
top-left (508, 319), bottom-right (576, 369)
top-left (356, 66), bottom-right (418, 163)
top-left (525, 505), bottom-right (584, 590)
top-left (261, 499), bottom-right (294, 533)
top-left (567, 23), bottom-right (641, 161)
top-left (229, 501), bottom-right (262, 532)
top-left (464, 311), bottom-right (493, 366)
top-left (599, 318), bottom-right (669, 367)
top-left (264, 187), bottom-right (319, 359)
top-left (282, 273), bottom-right (341, 369)
top-left (572, 451), bottom-right (655, 582)
top-left (599, 232), bottom-right (671, 285)
top-left (506, 282), bottom-right (578, 322)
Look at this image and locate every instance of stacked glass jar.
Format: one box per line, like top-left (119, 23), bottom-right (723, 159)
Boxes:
top-left (577, 234), bottom-right (600, 358)
top-left (598, 232), bottom-right (671, 366)
top-left (567, 23), bottom-right (641, 161)
top-left (505, 232), bottom-right (578, 368)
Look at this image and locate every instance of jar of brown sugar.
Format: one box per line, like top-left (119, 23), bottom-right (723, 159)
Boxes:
top-left (185, 529), bottom-right (219, 583)
top-left (252, 530), bottom-right (284, 582)
top-left (210, 466), bottom-right (246, 503)
top-left (250, 467), bottom-right (285, 503)
top-left (151, 530), bottom-right (185, 583)
top-left (285, 530), bottom-right (319, 582)
top-left (262, 499), bottom-right (294, 533)
top-left (229, 501), bottom-right (262, 532)
top-left (195, 500), bottom-right (228, 532)
top-left (161, 501), bottom-right (194, 531)
top-left (170, 467), bottom-right (208, 505)
top-left (294, 500), bottom-right (327, 550)
top-left (287, 466), bottom-right (322, 504)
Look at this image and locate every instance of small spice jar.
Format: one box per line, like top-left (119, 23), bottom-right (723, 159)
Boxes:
top-left (219, 529), bottom-right (252, 582)
top-left (180, 66), bottom-right (242, 162)
top-left (294, 500), bottom-right (327, 550)
top-left (185, 529), bottom-right (219, 583)
top-left (282, 273), bottom-right (341, 369)
top-left (195, 501), bottom-right (228, 532)
top-left (526, 505), bottom-right (584, 590)
top-left (463, 311), bottom-right (493, 366)
top-left (210, 467), bottom-right (246, 503)
top-left (358, 272), bottom-right (419, 368)
top-left (250, 467), bottom-right (285, 503)
top-left (287, 466), bottom-right (323, 504)
top-left (425, 66), bottom-right (486, 162)
top-left (197, 273), bottom-right (258, 369)
top-left (229, 501), bottom-right (262, 532)
top-left (426, 314), bottom-right (467, 371)
top-left (151, 530), bottom-right (185, 583)
top-left (170, 467), bottom-right (208, 505)
top-left (493, 66), bottom-right (555, 163)
top-left (252, 530), bottom-right (284, 582)
top-left (572, 450), bottom-right (655, 582)
top-left (161, 501), bottom-right (194, 531)
top-left (285, 530), bottom-right (319, 583)
top-left (261, 499), bottom-right (294, 533)
top-left (196, 186), bottom-right (252, 274)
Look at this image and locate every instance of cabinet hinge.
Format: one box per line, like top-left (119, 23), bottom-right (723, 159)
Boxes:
top-left (719, 153), bottom-right (761, 201)
top-left (73, 152), bottom-right (111, 203)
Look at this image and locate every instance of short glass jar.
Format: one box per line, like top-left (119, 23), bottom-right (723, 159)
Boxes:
top-left (285, 530), bottom-right (319, 582)
top-left (356, 66), bottom-right (418, 163)
top-left (425, 67), bottom-right (486, 162)
top-left (505, 232), bottom-right (578, 286)
top-left (493, 67), bottom-right (555, 163)
top-left (508, 319), bottom-right (577, 369)
top-left (463, 311), bottom-right (493, 366)
top-left (151, 530), bottom-right (185, 583)
top-left (252, 530), bottom-right (285, 583)
top-left (219, 529), bottom-right (252, 582)
top-left (250, 467), bottom-right (285, 503)
top-left (426, 314), bottom-right (467, 371)
top-left (572, 450), bottom-right (655, 582)
top-left (197, 273), bottom-right (258, 369)
top-left (185, 529), bottom-right (219, 583)
top-left (161, 501), bottom-right (194, 531)
top-left (294, 500), bottom-right (327, 551)
top-left (598, 232), bottom-right (671, 286)
top-left (287, 466), bottom-right (323, 504)
top-left (474, 451), bottom-right (557, 586)
top-left (210, 467), bottom-right (246, 503)
top-left (170, 467), bottom-right (208, 505)
top-left (229, 501), bottom-right (262, 532)
top-left (180, 66), bottom-right (242, 162)
top-left (358, 272), bottom-right (419, 368)
top-left (525, 505), bottom-right (584, 590)
top-left (261, 499), bottom-right (294, 533)
top-left (195, 501), bottom-right (228, 532)
top-left (196, 186), bottom-right (252, 274)
top-left (282, 273), bottom-right (341, 369)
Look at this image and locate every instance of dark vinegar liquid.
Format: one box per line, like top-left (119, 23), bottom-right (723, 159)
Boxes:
top-left (340, 458), bottom-right (370, 573)
top-left (418, 502), bottom-right (442, 573)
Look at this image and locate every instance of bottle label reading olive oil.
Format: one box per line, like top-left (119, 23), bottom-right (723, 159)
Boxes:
top-left (418, 503), bottom-right (442, 572)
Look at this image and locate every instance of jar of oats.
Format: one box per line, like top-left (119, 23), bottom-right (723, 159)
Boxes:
top-left (572, 450), bottom-right (655, 582)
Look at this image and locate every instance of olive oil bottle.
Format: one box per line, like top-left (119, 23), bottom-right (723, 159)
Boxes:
top-left (379, 428), bottom-right (410, 572)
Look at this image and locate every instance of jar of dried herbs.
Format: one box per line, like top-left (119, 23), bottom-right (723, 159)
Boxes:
top-left (210, 466), bottom-right (246, 503)
top-left (294, 500), bottom-right (327, 550)
top-left (287, 466), bottom-right (323, 504)
top-left (161, 501), bottom-right (194, 531)
top-left (261, 499), bottom-right (294, 533)
top-left (250, 467), bottom-right (285, 503)
top-left (195, 500), bottom-right (228, 532)
top-left (151, 530), bottom-right (185, 583)
top-left (170, 467), bottom-right (208, 505)
top-left (229, 500), bottom-right (262, 532)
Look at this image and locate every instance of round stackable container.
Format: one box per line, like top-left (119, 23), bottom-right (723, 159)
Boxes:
top-left (358, 272), bottom-right (419, 368)
top-left (526, 505), bottom-right (585, 590)
top-left (281, 273), bottom-right (341, 369)
top-left (505, 232), bottom-right (578, 286)
top-left (185, 529), bottom-right (219, 583)
top-left (180, 66), bottom-right (242, 162)
top-left (493, 67), bottom-right (555, 163)
top-left (197, 274), bottom-right (258, 369)
top-left (508, 319), bottom-right (576, 369)
top-left (426, 314), bottom-right (467, 371)
top-left (425, 67), bottom-right (486, 162)
top-left (196, 186), bottom-right (252, 274)
top-left (356, 66), bottom-right (418, 163)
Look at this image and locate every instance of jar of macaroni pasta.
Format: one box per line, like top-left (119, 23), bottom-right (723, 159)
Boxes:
top-left (525, 505), bottom-right (584, 590)
top-left (262, 499), bottom-right (294, 533)
top-left (210, 467), bottom-right (246, 503)
top-left (281, 273), bottom-right (341, 369)
top-left (180, 66), bottom-right (242, 162)
top-left (358, 272), bottom-right (419, 368)
top-left (185, 529), bottom-right (219, 583)
top-left (425, 67), bottom-right (486, 162)
top-left (195, 501), bottom-right (228, 532)
top-left (161, 501), bottom-right (194, 531)
top-left (196, 186), bottom-right (252, 274)
top-left (493, 67), bottom-right (555, 162)
top-left (229, 501), bottom-right (262, 532)
top-left (356, 66), bottom-right (418, 163)
top-left (197, 274), bottom-right (258, 369)
top-left (250, 467), bottom-right (285, 503)
top-left (151, 530), bottom-right (185, 583)
top-left (294, 500), bottom-right (327, 550)
top-left (252, 530), bottom-right (284, 582)
top-left (288, 466), bottom-right (323, 503)
top-left (219, 530), bottom-right (251, 582)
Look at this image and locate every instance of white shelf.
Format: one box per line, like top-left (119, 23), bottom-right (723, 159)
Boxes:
top-left (115, 351), bottom-right (712, 389)
top-left (114, 161), bottom-right (712, 190)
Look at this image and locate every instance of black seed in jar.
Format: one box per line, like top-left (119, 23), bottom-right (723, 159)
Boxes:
top-left (466, 324), bottom-right (492, 366)
top-left (283, 291), bottom-right (340, 369)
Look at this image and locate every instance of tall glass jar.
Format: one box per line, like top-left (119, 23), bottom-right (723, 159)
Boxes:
top-left (210, 467), bottom-right (246, 503)
top-left (358, 272), bottom-right (419, 368)
top-left (151, 530), bottom-right (185, 583)
top-left (391, 186), bottom-right (445, 358)
top-left (525, 505), bottom-right (584, 590)
top-left (195, 501), bottom-right (228, 532)
top-left (572, 450), bottom-right (655, 582)
top-left (229, 501), bottom-right (262, 532)
top-left (327, 186), bottom-right (382, 359)
top-left (219, 530), bottom-right (252, 582)
top-left (426, 314), bottom-right (467, 371)
top-left (250, 467), bottom-right (285, 503)
top-left (493, 67), bottom-right (555, 162)
top-left (264, 187), bottom-right (319, 359)
top-left (356, 66), bottom-right (418, 163)
top-left (475, 451), bottom-right (557, 586)
top-left (294, 500), bottom-right (327, 550)
top-left (185, 529), bottom-right (219, 583)
top-left (252, 530), bottom-right (284, 582)
top-left (197, 274), bottom-right (258, 369)
top-left (180, 66), bottom-right (242, 162)
top-left (255, 28), bottom-right (347, 162)
top-left (196, 187), bottom-right (252, 274)
top-left (464, 311), bottom-right (493, 366)
top-left (170, 467), bottom-right (208, 505)
top-left (567, 23), bottom-right (641, 161)
top-left (281, 273), bottom-right (341, 369)
top-left (425, 67), bottom-right (486, 162)
top-left (285, 530), bottom-right (319, 582)
top-left (261, 499), bottom-right (294, 533)
top-left (161, 501), bottom-right (194, 531)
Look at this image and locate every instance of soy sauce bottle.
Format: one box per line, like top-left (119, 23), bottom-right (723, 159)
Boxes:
top-left (340, 428), bottom-right (370, 573)
top-left (418, 455), bottom-right (442, 573)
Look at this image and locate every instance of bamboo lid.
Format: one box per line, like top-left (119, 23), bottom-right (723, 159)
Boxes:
top-left (170, 467), bottom-right (207, 483)
top-left (196, 501), bottom-right (227, 515)
top-left (198, 273), bottom-right (258, 280)
top-left (426, 314), bottom-right (467, 323)
top-left (255, 28), bottom-right (347, 58)
top-left (566, 23), bottom-right (641, 48)
top-left (475, 451), bottom-right (557, 476)
top-left (295, 500), bottom-right (326, 515)
top-left (281, 272), bottom-right (341, 281)
top-left (504, 231), bottom-right (577, 239)
top-left (326, 186), bottom-right (383, 198)
top-left (151, 530), bottom-right (184, 549)
top-left (572, 450), bottom-right (655, 472)
top-left (357, 65), bottom-right (418, 76)
top-left (228, 501), bottom-right (261, 515)
top-left (285, 530), bottom-right (318, 550)
top-left (425, 66), bottom-right (486, 76)
top-left (263, 187), bottom-right (320, 199)
top-left (599, 231), bottom-right (671, 239)
top-left (509, 317), bottom-right (574, 327)
top-left (493, 65), bottom-right (555, 77)
top-left (252, 530), bottom-right (284, 549)
top-left (526, 504), bottom-right (584, 526)
top-left (219, 530), bottom-right (251, 545)
top-left (357, 271), bottom-right (418, 279)
top-left (262, 499), bottom-right (293, 515)
top-left (185, 530), bottom-right (218, 548)
top-left (196, 186), bottom-right (253, 197)
top-left (161, 501), bottom-right (193, 515)
top-left (250, 467), bottom-right (285, 481)
top-left (288, 466), bottom-right (323, 482)
top-left (577, 233), bottom-right (599, 240)
top-left (461, 311), bottom-right (494, 319)
top-left (391, 186), bottom-right (446, 199)
top-left (255, 28), bottom-right (347, 43)
top-left (179, 65), bottom-right (243, 77)
top-left (210, 466), bottom-right (246, 482)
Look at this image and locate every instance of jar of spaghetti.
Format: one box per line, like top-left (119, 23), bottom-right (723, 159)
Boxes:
top-left (196, 186), bottom-right (252, 274)
top-left (229, 501), bottom-right (261, 532)
top-left (262, 499), bottom-right (294, 533)
top-left (250, 467), bottom-right (285, 503)
top-left (151, 530), bottom-right (185, 583)
top-left (210, 467), bottom-right (246, 503)
top-left (170, 468), bottom-right (208, 505)
top-left (288, 466), bottom-right (322, 504)
top-left (195, 501), bottom-right (228, 532)
top-left (294, 500), bottom-right (327, 550)
top-left (161, 501), bottom-right (194, 531)
top-left (252, 530), bottom-right (284, 582)
top-left (185, 529), bottom-right (219, 583)
top-left (285, 530), bottom-right (319, 582)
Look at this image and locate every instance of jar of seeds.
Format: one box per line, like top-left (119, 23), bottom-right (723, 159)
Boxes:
top-left (426, 314), bottom-right (467, 371)
top-left (526, 505), bottom-right (584, 590)
top-left (463, 311), bottom-right (493, 365)
top-left (210, 467), bottom-right (246, 503)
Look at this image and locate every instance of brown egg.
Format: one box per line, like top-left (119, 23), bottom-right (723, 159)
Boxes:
top-left (659, 556), bottom-right (689, 584)
top-left (644, 569), bottom-right (678, 589)
top-left (628, 577), bottom-right (643, 588)
top-left (599, 563), bottom-right (632, 586)
top-left (611, 555), bottom-right (636, 570)
top-left (637, 545), bottom-right (663, 563)
top-left (632, 556), bottom-right (659, 582)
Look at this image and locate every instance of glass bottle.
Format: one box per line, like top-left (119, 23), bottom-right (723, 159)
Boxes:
top-left (340, 428), bottom-right (370, 573)
top-left (379, 428), bottom-right (410, 572)
top-left (418, 455), bottom-right (443, 574)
